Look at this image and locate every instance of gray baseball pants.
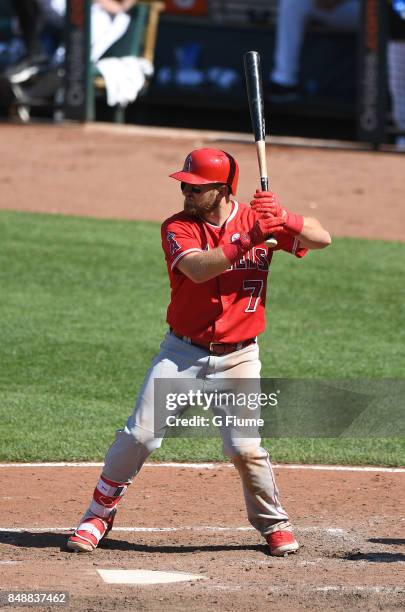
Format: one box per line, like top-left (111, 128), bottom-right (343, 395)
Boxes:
top-left (102, 331), bottom-right (289, 536)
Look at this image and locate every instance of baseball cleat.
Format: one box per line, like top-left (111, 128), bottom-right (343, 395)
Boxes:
top-left (67, 508), bottom-right (116, 553)
top-left (266, 528), bottom-right (299, 557)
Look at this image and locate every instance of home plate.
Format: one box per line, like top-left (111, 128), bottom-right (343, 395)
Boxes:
top-left (97, 569), bottom-right (206, 585)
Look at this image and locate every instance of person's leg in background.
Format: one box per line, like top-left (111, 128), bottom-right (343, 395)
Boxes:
top-left (271, 0), bottom-right (314, 90)
top-left (12, 0), bottom-right (42, 58)
top-left (6, 0), bottom-right (49, 83)
top-left (388, 7), bottom-right (405, 150)
top-left (387, 40), bottom-right (405, 149)
top-left (270, 0), bottom-right (360, 99)
top-left (90, 3), bottom-right (131, 63)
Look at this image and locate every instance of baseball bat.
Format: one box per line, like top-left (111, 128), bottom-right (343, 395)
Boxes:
top-left (243, 50), bottom-right (277, 247)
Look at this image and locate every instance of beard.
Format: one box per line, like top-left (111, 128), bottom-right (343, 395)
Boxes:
top-left (183, 193), bottom-right (221, 217)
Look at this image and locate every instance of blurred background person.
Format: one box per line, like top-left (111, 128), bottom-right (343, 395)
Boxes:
top-left (2, 0), bottom-right (137, 89)
top-left (269, 0), bottom-right (361, 101)
top-left (91, 0), bottom-right (138, 62)
top-left (4, 0), bottom-right (65, 83)
top-left (2, 0), bottom-right (141, 115)
top-left (388, 0), bottom-right (405, 149)
top-left (7, 0), bottom-right (45, 81)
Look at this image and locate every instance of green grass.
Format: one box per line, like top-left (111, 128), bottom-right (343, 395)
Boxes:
top-left (0, 210), bottom-right (404, 465)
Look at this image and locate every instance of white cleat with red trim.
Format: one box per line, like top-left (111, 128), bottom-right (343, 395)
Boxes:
top-left (67, 508), bottom-right (116, 553)
top-left (67, 475), bottom-right (128, 552)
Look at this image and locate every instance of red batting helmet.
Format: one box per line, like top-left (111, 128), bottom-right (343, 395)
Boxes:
top-left (169, 148), bottom-right (239, 195)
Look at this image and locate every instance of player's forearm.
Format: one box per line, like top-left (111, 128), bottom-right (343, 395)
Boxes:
top-left (177, 217), bottom-right (279, 283)
top-left (296, 217), bottom-right (332, 249)
top-left (177, 248), bottom-right (232, 284)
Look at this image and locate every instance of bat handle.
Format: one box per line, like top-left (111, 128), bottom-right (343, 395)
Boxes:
top-left (260, 178), bottom-right (278, 247)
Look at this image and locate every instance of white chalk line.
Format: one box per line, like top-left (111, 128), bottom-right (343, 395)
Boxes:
top-left (0, 462), bottom-right (404, 473)
top-left (0, 526), bottom-right (348, 535)
top-left (216, 585), bottom-right (405, 596)
top-left (0, 526), bottom-right (251, 534)
top-left (313, 586), bottom-right (405, 594)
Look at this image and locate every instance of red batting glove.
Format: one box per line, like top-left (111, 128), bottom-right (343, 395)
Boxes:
top-left (222, 214), bottom-right (285, 264)
top-left (250, 214), bottom-right (286, 243)
top-left (250, 190), bottom-right (304, 236)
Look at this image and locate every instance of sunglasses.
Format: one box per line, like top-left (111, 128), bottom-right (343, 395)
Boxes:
top-left (181, 182), bottom-right (224, 194)
top-left (181, 182), bottom-right (202, 194)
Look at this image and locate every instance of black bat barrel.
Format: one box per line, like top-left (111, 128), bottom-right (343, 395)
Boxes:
top-left (243, 50), bottom-right (266, 143)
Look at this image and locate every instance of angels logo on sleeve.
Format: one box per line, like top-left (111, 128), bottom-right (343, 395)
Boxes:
top-left (166, 231), bottom-right (181, 256)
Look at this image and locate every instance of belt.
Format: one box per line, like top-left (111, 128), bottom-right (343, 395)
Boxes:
top-left (170, 329), bottom-right (256, 356)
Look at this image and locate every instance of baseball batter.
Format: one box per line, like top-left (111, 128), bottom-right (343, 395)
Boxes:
top-left (67, 148), bottom-right (331, 556)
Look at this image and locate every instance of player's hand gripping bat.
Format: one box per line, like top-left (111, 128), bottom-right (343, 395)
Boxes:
top-left (243, 51), bottom-right (278, 247)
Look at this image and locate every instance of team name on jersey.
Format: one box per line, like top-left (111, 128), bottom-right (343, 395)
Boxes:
top-left (228, 247), bottom-right (269, 271)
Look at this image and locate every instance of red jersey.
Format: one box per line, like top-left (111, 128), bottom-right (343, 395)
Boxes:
top-left (161, 200), bottom-right (307, 344)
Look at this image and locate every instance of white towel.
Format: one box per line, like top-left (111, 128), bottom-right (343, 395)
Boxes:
top-left (96, 57), bottom-right (154, 107)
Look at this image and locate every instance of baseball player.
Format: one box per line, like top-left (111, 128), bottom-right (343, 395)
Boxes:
top-left (67, 148), bottom-right (331, 556)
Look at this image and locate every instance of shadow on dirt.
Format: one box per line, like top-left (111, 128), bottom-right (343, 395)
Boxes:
top-left (0, 531), bottom-right (68, 550)
top-left (101, 539), bottom-right (269, 555)
top-left (368, 538), bottom-right (405, 546)
top-left (345, 551), bottom-right (405, 563)
top-left (0, 531), bottom-right (269, 555)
